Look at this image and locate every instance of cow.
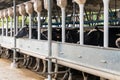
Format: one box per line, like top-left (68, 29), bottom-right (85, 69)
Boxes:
top-left (84, 26), bottom-right (120, 48)
top-left (65, 28), bottom-right (79, 43)
top-left (40, 28), bottom-right (62, 41)
top-left (41, 28), bottom-right (80, 43)
top-left (84, 26), bottom-right (104, 46)
top-left (15, 26), bottom-right (29, 38)
top-left (15, 25), bottom-right (37, 39)
top-left (15, 25), bottom-right (61, 41)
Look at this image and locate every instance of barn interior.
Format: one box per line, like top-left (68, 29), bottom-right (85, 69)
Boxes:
top-left (0, 0), bottom-right (120, 80)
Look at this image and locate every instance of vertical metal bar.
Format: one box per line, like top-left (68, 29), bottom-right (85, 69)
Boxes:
top-left (13, 0), bottom-right (16, 64)
top-left (10, 17), bottom-right (13, 37)
top-left (16, 16), bottom-right (18, 34)
top-left (22, 15), bottom-right (25, 28)
top-left (2, 18), bottom-right (4, 36)
top-left (29, 14), bottom-right (32, 39)
top-left (61, 8), bottom-right (66, 43)
top-left (79, 4), bottom-right (84, 45)
top-left (103, 0), bottom-right (109, 47)
top-left (38, 12), bottom-right (41, 40)
top-left (47, 0), bottom-right (52, 80)
top-left (6, 17), bottom-right (8, 36)
top-left (73, 2), bottom-right (76, 27)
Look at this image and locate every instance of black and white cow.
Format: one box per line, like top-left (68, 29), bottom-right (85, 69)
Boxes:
top-left (65, 28), bottom-right (79, 43)
top-left (84, 26), bottom-right (120, 48)
top-left (84, 27), bottom-right (103, 46)
top-left (40, 28), bottom-right (62, 41)
top-left (15, 25), bottom-right (37, 39)
top-left (15, 26), bottom-right (29, 38)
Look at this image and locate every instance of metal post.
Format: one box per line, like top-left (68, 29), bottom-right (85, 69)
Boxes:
top-left (2, 18), bottom-right (4, 36)
top-left (38, 12), bottom-right (41, 40)
top-left (10, 17), bottom-right (13, 37)
top-left (6, 17), bottom-right (8, 36)
top-left (103, 0), bottom-right (110, 47)
top-left (11, 0), bottom-right (17, 68)
top-left (79, 4), bottom-right (84, 45)
top-left (29, 14), bottom-right (32, 39)
top-left (16, 16), bottom-right (18, 34)
top-left (47, 0), bottom-right (52, 80)
top-left (61, 8), bottom-right (66, 43)
top-left (22, 15), bottom-right (25, 28)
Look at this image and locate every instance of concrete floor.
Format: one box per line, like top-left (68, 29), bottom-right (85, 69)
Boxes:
top-left (0, 59), bottom-right (44, 80)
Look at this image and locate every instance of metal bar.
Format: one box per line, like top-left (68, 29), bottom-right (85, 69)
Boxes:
top-left (10, 17), bottom-right (13, 37)
top-left (61, 8), bottom-right (66, 43)
top-left (79, 4), bottom-right (84, 45)
top-left (6, 17), bottom-right (8, 36)
top-left (22, 15), bottom-right (25, 28)
top-left (29, 14), bottom-right (32, 39)
top-left (13, 0), bottom-right (17, 65)
top-left (16, 16), bottom-right (18, 34)
top-left (38, 12), bottom-right (41, 40)
top-left (2, 18), bottom-right (4, 36)
top-left (47, 0), bottom-right (52, 80)
top-left (103, 0), bottom-right (110, 47)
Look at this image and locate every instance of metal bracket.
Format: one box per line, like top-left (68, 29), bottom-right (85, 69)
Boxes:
top-left (46, 56), bottom-right (71, 79)
top-left (11, 48), bottom-right (20, 52)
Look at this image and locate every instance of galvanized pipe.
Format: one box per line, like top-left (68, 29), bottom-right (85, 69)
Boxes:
top-left (6, 17), bottom-right (8, 36)
top-left (37, 12), bottom-right (41, 40)
top-left (103, 0), bottom-right (110, 47)
top-left (79, 4), bottom-right (84, 45)
top-left (13, 0), bottom-right (17, 65)
top-left (22, 15), bottom-right (25, 28)
top-left (47, 0), bottom-right (52, 80)
top-left (29, 14), bottom-right (32, 39)
top-left (10, 17), bottom-right (13, 37)
top-left (2, 18), bottom-right (4, 36)
top-left (16, 16), bottom-right (18, 34)
top-left (61, 8), bottom-right (66, 43)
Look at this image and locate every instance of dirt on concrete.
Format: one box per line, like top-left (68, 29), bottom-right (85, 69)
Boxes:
top-left (0, 59), bottom-right (44, 80)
